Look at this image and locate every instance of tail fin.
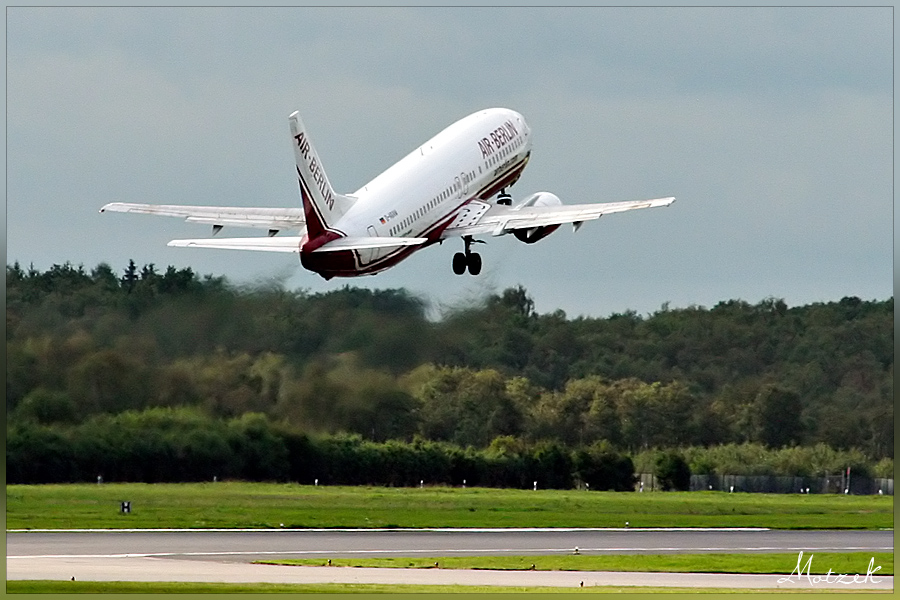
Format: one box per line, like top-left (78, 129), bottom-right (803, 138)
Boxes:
top-left (288, 111), bottom-right (355, 239)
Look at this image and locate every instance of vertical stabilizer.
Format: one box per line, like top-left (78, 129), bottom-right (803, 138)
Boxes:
top-left (289, 111), bottom-right (355, 239)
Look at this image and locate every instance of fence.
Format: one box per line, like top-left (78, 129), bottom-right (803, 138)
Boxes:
top-left (636, 473), bottom-right (893, 495)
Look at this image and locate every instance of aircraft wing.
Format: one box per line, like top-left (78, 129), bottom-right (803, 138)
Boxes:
top-left (442, 196), bottom-right (675, 238)
top-left (165, 235), bottom-right (427, 253)
top-left (100, 202), bottom-right (307, 232)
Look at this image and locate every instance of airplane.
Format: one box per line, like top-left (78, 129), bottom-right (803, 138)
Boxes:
top-left (100, 108), bottom-right (674, 279)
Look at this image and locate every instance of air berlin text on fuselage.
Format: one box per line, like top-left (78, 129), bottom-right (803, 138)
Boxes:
top-left (478, 121), bottom-right (518, 159)
top-left (294, 132), bottom-right (335, 210)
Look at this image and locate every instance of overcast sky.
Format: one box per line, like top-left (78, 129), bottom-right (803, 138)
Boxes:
top-left (6, 6), bottom-right (893, 318)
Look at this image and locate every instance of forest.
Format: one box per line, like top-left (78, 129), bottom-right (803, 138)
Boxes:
top-left (6, 261), bottom-right (894, 485)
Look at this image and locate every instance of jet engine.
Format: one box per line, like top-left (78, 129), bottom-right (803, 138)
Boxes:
top-left (512, 192), bottom-right (562, 244)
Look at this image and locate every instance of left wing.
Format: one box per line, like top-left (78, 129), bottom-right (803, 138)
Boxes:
top-left (100, 202), bottom-right (307, 232)
top-left (443, 196), bottom-right (675, 238)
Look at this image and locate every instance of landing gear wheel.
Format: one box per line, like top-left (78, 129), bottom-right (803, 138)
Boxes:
top-left (452, 252), bottom-right (467, 275)
top-left (467, 252), bottom-right (482, 276)
top-left (451, 235), bottom-right (485, 275)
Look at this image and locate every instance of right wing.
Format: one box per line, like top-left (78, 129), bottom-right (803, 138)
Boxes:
top-left (99, 202), bottom-right (306, 232)
top-left (442, 196), bottom-right (676, 239)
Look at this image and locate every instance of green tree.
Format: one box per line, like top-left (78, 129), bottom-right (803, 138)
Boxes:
top-left (752, 385), bottom-right (802, 447)
top-left (66, 349), bottom-right (153, 414)
top-left (528, 441), bottom-right (574, 489)
top-left (14, 387), bottom-right (76, 425)
top-left (121, 259), bottom-right (138, 291)
top-left (7, 422), bottom-right (74, 483)
top-left (655, 452), bottom-right (691, 491)
top-left (415, 367), bottom-right (523, 447)
top-left (228, 413), bottom-right (290, 481)
top-left (573, 441), bottom-right (636, 491)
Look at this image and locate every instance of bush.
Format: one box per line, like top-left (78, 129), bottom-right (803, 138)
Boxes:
top-left (873, 458), bottom-right (894, 479)
top-left (14, 388), bottom-right (76, 425)
top-left (656, 452), bottom-right (691, 491)
top-left (573, 442), bottom-right (636, 491)
top-left (227, 413), bottom-right (290, 482)
top-left (529, 441), bottom-right (574, 489)
top-left (7, 423), bottom-right (74, 483)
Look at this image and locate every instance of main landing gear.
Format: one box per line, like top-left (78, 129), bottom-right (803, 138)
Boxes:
top-left (453, 236), bottom-right (484, 276)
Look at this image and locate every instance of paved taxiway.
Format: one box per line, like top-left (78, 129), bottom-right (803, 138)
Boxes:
top-left (7, 528), bottom-right (892, 560)
top-left (8, 529), bottom-right (893, 590)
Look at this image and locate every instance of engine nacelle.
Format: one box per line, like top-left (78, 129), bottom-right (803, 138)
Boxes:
top-left (515, 191), bottom-right (562, 210)
top-left (512, 192), bottom-right (562, 244)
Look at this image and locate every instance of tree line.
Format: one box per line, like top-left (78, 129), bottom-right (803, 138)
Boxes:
top-left (6, 407), bottom-right (637, 490)
top-left (8, 407), bottom-right (889, 488)
top-left (6, 261), bottom-right (894, 477)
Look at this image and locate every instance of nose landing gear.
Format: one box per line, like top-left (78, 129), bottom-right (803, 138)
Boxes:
top-left (453, 236), bottom-right (484, 275)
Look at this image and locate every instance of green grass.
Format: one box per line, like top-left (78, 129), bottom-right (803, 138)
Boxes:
top-left (5, 580), bottom-right (864, 593)
top-left (260, 552), bottom-right (894, 575)
top-left (6, 482), bottom-right (894, 530)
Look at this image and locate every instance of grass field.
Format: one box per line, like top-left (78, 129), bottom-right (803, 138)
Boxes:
top-left (259, 552), bottom-right (894, 576)
top-left (7, 580), bottom-right (850, 593)
top-left (6, 482), bottom-right (894, 530)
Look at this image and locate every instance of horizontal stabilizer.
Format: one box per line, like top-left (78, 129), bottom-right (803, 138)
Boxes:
top-left (167, 237), bottom-right (303, 253)
top-left (312, 236), bottom-right (428, 252)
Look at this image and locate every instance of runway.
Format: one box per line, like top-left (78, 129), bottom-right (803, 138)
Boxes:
top-left (8, 528), bottom-right (894, 590)
top-left (8, 528), bottom-right (892, 560)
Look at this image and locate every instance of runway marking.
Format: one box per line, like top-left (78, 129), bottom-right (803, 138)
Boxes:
top-left (9, 546), bottom-right (894, 560)
top-left (7, 527), bottom-right (771, 533)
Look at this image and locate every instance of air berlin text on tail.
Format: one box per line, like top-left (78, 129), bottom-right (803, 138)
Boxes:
top-left (293, 131), bottom-right (335, 211)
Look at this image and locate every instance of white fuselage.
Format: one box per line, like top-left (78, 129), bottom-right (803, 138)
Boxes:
top-left (315, 108), bottom-right (532, 274)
